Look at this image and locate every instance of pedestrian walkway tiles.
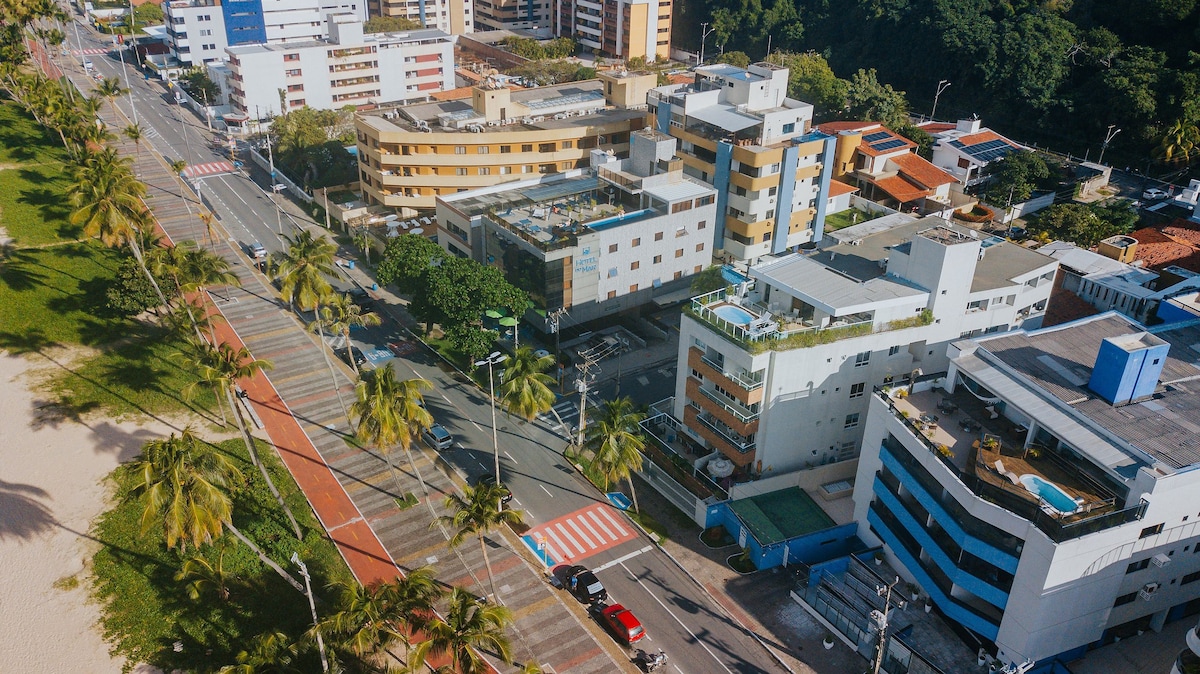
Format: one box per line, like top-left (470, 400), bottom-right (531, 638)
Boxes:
top-left (521, 502), bottom-right (637, 567)
top-left (182, 161), bottom-right (235, 178)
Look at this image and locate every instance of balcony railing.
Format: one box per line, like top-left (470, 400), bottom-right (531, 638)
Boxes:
top-left (696, 386), bottom-right (759, 423)
top-left (699, 353), bottom-right (764, 391)
top-left (694, 410), bottom-right (755, 453)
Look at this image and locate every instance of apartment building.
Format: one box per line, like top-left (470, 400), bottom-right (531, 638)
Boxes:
top-left (354, 70), bottom-right (657, 212)
top-left (554, 0), bottom-right (669, 60)
top-left (854, 312), bottom-right (1200, 668)
top-left (225, 16), bottom-right (454, 119)
top-left (648, 62), bottom-right (837, 264)
top-left (818, 120), bottom-right (958, 215)
top-left (435, 129), bottom-right (717, 325)
top-left (669, 216), bottom-right (1056, 476)
top-left (164, 0), bottom-right (228, 66)
top-left (367, 0), bottom-right (472, 35)
top-left (473, 0), bottom-right (547, 31)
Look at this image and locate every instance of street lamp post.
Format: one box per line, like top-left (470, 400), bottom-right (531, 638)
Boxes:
top-left (474, 351), bottom-right (509, 504)
top-left (931, 79), bottom-right (950, 121)
top-left (871, 577), bottom-right (905, 674)
top-left (1098, 125), bottom-right (1121, 166)
top-left (699, 22), bottom-right (716, 66)
top-left (290, 552), bottom-right (329, 673)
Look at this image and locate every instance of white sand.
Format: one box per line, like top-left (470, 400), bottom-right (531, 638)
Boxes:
top-left (0, 352), bottom-right (174, 673)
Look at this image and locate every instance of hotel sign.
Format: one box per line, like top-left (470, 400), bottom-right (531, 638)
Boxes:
top-left (574, 246), bottom-right (598, 274)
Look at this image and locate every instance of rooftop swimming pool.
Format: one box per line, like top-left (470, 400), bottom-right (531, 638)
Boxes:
top-left (712, 303), bottom-right (755, 326)
top-left (1019, 474), bottom-right (1078, 515)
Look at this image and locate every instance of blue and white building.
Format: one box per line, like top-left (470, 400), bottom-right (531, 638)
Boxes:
top-left (854, 312), bottom-right (1200, 669)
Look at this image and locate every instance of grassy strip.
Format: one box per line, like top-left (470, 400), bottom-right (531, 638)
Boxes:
top-left (91, 437), bottom-right (353, 672)
top-left (0, 99), bottom-right (80, 246)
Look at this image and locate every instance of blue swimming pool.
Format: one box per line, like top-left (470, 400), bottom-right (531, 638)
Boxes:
top-left (1019, 474), bottom-right (1078, 514)
top-left (712, 304), bottom-right (755, 325)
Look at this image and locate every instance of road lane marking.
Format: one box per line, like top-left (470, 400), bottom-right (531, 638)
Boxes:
top-left (539, 484), bottom-right (554, 497)
top-left (619, 561), bottom-right (735, 674)
top-left (588, 510), bottom-right (617, 540)
top-left (592, 545), bottom-right (654, 573)
top-left (504, 450), bottom-right (518, 465)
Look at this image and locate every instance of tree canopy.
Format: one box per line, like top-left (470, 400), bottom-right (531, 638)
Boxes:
top-left (363, 15), bottom-right (421, 32)
top-left (984, 150), bottom-right (1052, 204)
top-left (1031, 202), bottom-right (1137, 248)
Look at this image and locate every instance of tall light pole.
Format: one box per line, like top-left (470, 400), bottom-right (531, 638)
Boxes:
top-left (474, 351), bottom-right (508, 498)
top-left (871, 577), bottom-right (904, 674)
top-left (115, 35), bottom-right (137, 124)
top-left (290, 552), bottom-right (329, 673)
top-left (698, 22), bottom-right (716, 67)
top-left (930, 79), bottom-right (950, 121)
top-left (1098, 124), bottom-right (1121, 166)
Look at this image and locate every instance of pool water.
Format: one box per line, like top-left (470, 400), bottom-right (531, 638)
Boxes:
top-left (1019, 474), bottom-right (1078, 514)
top-left (713, 304), bottom-right (755, 325)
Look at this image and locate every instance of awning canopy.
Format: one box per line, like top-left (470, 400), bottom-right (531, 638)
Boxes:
top-left (688, 105), bottom-right (761, 133)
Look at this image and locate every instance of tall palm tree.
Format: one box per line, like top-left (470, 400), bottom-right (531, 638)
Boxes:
top-left (126, 428), bottom-right (304, 591)
top-left (68, 148), bottom-right (169, 308)
top-left (319, 567), bottom-right (445, 668)
top-left (175, 547), bottom-right (236, 602)
top-left (584, 397), bottom-right (647, 513)
top-left (350, 368), bottom-right (434, 503)
top-left (273, 229), bottom-right (337, 316)
top-left (123, 122), bottom-right (144, 158)
top-left (498, 346), bottom-right (556, 421)
top-left (182, 340), bottom-right (304, 541)
top-left (438, 482), bottom-right (524, 601)
top-left (200, 211), bottom-right (218, 250)
top-left (94, 76), bottom-right (125, 117)
top-left (351, 228), bottom-right (372, 265)
top-left (1156, 119), bottom-right (1200, 166)
top-left (179, 244), bottom-right (240, 340)
top-left (409, 587), bottom-right (514, 674)
top-left (308, 293), bottom-right (380, 376)
top-left (218, 631), bottom-right (300, 674)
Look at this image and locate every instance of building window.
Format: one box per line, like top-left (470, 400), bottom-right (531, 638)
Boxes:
top-left (478, 146), bottom-right (489, 154)
top-left (629, 283), bottom-right (638, 293)
top-left (607, 290), bottom-right (617, 299)
top-left (889, 345), bottom-right (901, 356)
top-left (1126, 559), bottom-right (1149, 574)
top-left (854, 351), bottom-right (870, 367)
top-left (500, 166), bottom-right (511, 174)
top-left (456, 168), bottom-right (467, 175)
top-left (455, 146), bottom-right (466, 154)
top-left (653, 255), bottom-right (662, 264)
top-left (782, 122), bottom-right (795, 134)
top-left (522, 144), bottom-right (533, 152)
top-left (844, 413), bottom-right (860, 429)
top-left (562, 140), bottom-right (573, 148)
top-left (630, 260), bottom-right (640, 270)
top-left (479, 167), bottom-right (490, 175)
top-left (632, 237), bottom-right (641, 247)
top-left (284, 53), bottom-right (300, 61)
top-left (675, 249), bottom-right (684, 258)
top-left (1184, 571), bottom-right (1200, 585)
top-left (695, 243), bottom-right (705, 252)
top-left (1140, 524), bottom-right (1164, 539)
top-left (500, 145), bottom-right (511, 153)
top-left (287, 83), bottom-right (304, 92)
top-left (655, 232), bottom-right (664, 241)
top-left (850, 383), bottom-right (865, 398)
top-left (609, 243), bottom-right (618, 253)
top-left (1113, 592), bottom-right (1137, 607)
top-left (698, 220), bottom-right (707, 230)
top-left (522, 166), bottom-right (533, 173)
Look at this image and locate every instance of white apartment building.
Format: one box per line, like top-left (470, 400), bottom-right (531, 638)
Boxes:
top-left (670, 216), bottom-right (1056, 476)
top-left (436, 129), bottom-right (718, 326)
top-left (368, 0), bottom-right (472, 35)
top-left (225, 17), bottom-right (454, 119)
top-left (553, 0), bottom-right (669, 60)
top-left (648, 63), bottom-right (837, 264)
top-left (854, 312), bottom-right (1200, 668)
top-left (164, 0), bottom-right (228, 66)
top-left (922, 118), bottom-right (1024, 189)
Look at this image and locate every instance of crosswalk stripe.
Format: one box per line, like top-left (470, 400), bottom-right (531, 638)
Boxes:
top-left (556, 523), bottom-right (587, 555)
top-left (544, 527), bottom-right (574, 560)
top-left (588, 510), bottom-right (616, 541)
top-left (567, 518), bottom-right (596, 549)
top-left (579, 512), bottom-right (605, 543)
top-left (597, 508), bottom-right (629, 537)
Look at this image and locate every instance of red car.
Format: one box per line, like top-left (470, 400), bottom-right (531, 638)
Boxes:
top-left (591, 602), bottom-right (646, 644)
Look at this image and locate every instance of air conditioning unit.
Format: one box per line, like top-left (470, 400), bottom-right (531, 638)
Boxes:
top-left (1139, 582), bottom-right (1160, 601)
top-left (1152, 553), bottom-right (1171, 568)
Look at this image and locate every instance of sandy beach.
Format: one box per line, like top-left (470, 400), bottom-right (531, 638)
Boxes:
top-left (0, 352), bottom-right (174, 673)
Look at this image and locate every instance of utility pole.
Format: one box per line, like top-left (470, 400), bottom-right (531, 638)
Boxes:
top-left (931, 80), bottom-right (950, 121)
top-left (1098, 125), bottom-right (1121, 166)
top-left (573, 338), bottom-right (621, 447)
top-left (871, 577), bottom-right (904, 674)
top-left (547, 307), bottom-right (567, 391)
top-left (475, 351), bottom-right (509, 510)
top-left (698, 22), bottom-right (715, 67)
top-left (115, 33), bottom-right (137, 124)
top-left (72, 17), bottom-right (85, 70)
top-left (265, 133), bottom-right (284, 235)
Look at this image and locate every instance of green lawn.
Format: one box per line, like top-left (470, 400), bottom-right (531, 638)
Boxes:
top-left (91, 437), bottom-right (351, 671)
top-left (0, 100), bottom-right (80, 246)
top-left (823, 207), bottom-right (879, 232)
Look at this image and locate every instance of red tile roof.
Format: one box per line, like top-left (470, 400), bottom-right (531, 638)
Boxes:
top-left (873, 175), bottom-right (928, 203)
top-left (888, 153), bottom-right (957, 188)
top-left (1130, 226), bottom-right (1200, 273)
top-left (816, 121), bottom-right (883, 134)
top-left (668, 73), bottom-right (695, 85)
top-left (826, 180), bottom-right (859, 197)
top-left (431, 85), bottom-right (476, 101)
top-left (917, 121), bottom-right (956, 133)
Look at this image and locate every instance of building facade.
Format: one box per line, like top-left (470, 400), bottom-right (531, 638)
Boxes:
top-left (921, 118), bottom-right (1024, 189)
top-left (854, 312), bottom-right (1200, 668)
top-left (225, 17), bottom-right (454, 119)
top-left (354, 70), bottom-right (656, 213)
top-left (366, 0), bottom-right (472, 35)
top-left (819, 120), bottom-right (958, 215)
top-left (553, 0), bottom-right (669, 60)
top-left (648, 63), bottom-right (836, 264)
top-left (473, 0), bottom-right (548, 32)
top-left (164, 0), bottom-right (229, 66)
top-left (435, 129), bottom-right (717, 325)
top-left (669, 217), bottom-right (1057, 476)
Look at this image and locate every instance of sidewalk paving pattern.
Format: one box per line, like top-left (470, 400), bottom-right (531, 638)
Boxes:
top-left (85, 85), bottom-right (621, 673)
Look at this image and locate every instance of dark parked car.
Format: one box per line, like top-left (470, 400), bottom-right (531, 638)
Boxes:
top-left (590, 602), bottom-right (646, 645)
top-left (340, 345), bottom-right (368, 368)
top-left (565, 565), bottom-right (607, 604)
top-left (475, 474), bottom-right (513, 504)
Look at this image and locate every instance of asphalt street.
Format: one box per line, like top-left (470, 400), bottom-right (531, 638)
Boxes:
top-left (62, 25), bottom-right (787, 672)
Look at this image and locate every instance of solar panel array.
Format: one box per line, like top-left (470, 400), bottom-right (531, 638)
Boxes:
top-left (871, 138), bottom-right (907, 152)
top-left (961, 138), bottom-right (1015, 162)
top-left (863, 131), bottom-right (891, 142)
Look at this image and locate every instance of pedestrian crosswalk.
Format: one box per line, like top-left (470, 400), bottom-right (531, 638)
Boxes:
top-left (540, 399), bottom-right (578, 433)
top-left (71, 48), bottom-right (109, 55)
top-left (521, 502), bottom-right (637, 567)
top-left (182, 161), bottom-right (235, 179)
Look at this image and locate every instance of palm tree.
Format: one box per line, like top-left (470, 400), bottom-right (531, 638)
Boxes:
top-left (350, 368), bottom-right (434, 503)
top-left (438, 482), bottom-right (524, 601)
top-left (273, 229), bottom-right (337, 316)
top-left (182, 340), bottom-right (304, 540)
top-left (127, 428), bottom-right (304, 591)
top-left (1156, 119), bottom-right (1200, 166)
top-left (319, 567), bottom-right (445, 668)
top-left (170, 159), bottom-right (188, 175)
top-left (409, 587), bottom-right (514, 674)
top-left (351, 228), bottom-right (372, 265)
top-left (123, 122), bottom-right (144, 158)
top-left (200, 211), bottom-right (218, 250)
top-left (308, 292), bottom-right (381, 376)
top-left (68, 148), bottom-right (170, 309)
top-left (94, 76), bottom-right (125, 117)
top-left (179, 244), bottom-right (240, 340)
top-left (218, 631), bottom-right (300, 674)
top-left (584, 397), bottom-right (647, 513)
top-left (176, 547), bottom-right (236, 601)
top-left (498, 346), bottom-right (556, 421)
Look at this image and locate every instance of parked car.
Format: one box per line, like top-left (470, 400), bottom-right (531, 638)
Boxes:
top-left (340, 345), bottom-right (368, 368)
top-left (590, 602), bottom-right (645, 644)
top-left (475, 474), bottom-right (512, 504)
top-left (565, 565), bottom-right (607, 604)
top-left (1143, 187), bottom-right (1169, 200)
top-left (249, 242), bottom-right (267, 261)
top-left (422, 423), bottom-right (453, 450)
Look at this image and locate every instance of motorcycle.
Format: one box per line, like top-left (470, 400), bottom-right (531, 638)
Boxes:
top-left (632, 648), bottom-right (668, 672)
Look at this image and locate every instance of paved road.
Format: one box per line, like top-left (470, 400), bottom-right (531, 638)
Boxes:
top-left (63, 23), bottom-right (787, 673)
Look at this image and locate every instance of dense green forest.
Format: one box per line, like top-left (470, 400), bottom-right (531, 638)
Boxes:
top-left (672, 0), bottom-right (1200, 173)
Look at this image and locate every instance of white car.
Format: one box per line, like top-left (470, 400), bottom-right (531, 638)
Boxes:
top-left (1142, 188), bottom-right (1169, 200)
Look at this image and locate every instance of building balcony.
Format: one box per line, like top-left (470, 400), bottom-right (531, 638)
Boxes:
top-left (684, 404), bottom-right (756, 466)
top-left (876, 385), bottom-right (1148, 544)
top-left (687, 347), bottom-right (763, 402)
top-left (639, 401), bottom-right (731, 500)
top-left (685, 377), bottom-right (759, 431)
